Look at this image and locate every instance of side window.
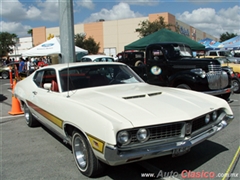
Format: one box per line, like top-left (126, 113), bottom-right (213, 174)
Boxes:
top-left (219, 52), bottom-right (225, 56)
top-left (150, 50), bottom-right (164, 61)
top-left (42, 69), bottom-right (57, 84)
top-left (82, 58), bottom-right (91, 62)
top-left (33, 69), bottom-right (57, 88)
top-left (209, 52), bottom-right (217, 56)
top-left (94, 58), bottom-right (100, 62)
top-left (33, 70), bottom-right (44, 87)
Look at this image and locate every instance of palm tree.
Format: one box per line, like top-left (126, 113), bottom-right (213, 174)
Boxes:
top-left (27, 29), bottom-right (34, 47)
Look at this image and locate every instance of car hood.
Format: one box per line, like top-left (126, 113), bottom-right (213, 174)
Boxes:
top-left (222, 63), bottom-right (240, 73)
top-left (68, 83), bottom-right (230, 127)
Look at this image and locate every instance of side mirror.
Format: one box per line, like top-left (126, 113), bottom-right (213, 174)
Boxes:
top-left (43, 83), bottom-right (51, 90)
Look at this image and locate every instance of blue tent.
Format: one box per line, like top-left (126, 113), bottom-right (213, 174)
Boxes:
top-left (218, 35), bottom-right (240, 50)
top-left (198, 38), bottom-right (221, 50)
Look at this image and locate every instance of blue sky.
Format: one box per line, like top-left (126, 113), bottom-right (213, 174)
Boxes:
top-left (1, 0), bottom-right (240, 38)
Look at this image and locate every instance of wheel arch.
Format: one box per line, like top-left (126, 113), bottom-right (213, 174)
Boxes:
top-left (64, 124), bottom-right (90, 145)
top-left (169, 72), bottom-right (198, 89)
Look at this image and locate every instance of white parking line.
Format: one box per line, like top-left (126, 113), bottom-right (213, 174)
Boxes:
top-left (0, 114), bottom-right (24, 120)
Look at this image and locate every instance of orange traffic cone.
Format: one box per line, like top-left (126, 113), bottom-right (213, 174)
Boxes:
top-left (8, 80), bottom-right (24, 115)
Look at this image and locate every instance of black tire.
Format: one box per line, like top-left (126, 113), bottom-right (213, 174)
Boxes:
top-left (218, 93), bottom-right (231, 101)
top-left (1, 71), bottom-right (9, 79)
top-left (176, 84), bottom-right (191, 90)
top-left (72, 131), bottom-right (105, 177)
top-left (23, 104), bottom-right (39, 127)
top-left (134, 60), bottom-right (143, 67)
top-left (231, 78), bottom-right (240, 93)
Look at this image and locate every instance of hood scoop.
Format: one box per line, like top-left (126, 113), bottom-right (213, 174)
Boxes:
top-left (123, 92), bottom-right (162, 100)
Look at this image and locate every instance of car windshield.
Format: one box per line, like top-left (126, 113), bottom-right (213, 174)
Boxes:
top-left (94, 57), bottom-right (114, 62)
top-left (219, 51), bottom-right (234, 57)
top-left (59, 64), bottom-right (143, 91)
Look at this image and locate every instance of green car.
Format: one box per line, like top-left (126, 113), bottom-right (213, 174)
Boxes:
top-left (0, 62), bottom-right (19, 79)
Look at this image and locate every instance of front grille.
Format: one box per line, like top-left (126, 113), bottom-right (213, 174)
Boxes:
top-left (208, 64), bottom-right (221, 72)
top-left (191, 110), bottom-right (221, 133)
top-left (192, 116), bottom-right (207, 132)
top-left (128, 123), bottom-right (183, 145)
top-left (207, 65), bottom-right (229, 89)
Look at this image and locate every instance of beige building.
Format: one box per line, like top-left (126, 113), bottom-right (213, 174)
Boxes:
top-left (32, 12), bottom-right (217, 57)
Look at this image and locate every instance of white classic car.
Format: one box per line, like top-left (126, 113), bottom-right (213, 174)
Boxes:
top-left (14, 62), bottom-right (234, 177)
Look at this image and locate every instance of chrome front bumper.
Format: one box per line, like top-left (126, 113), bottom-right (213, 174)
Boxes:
top-left (203, 87), bottom-right (232, 96)
top-left (104, 115), bottom-right (234, 166)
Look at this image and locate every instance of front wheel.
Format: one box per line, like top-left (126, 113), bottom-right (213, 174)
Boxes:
top-left (218, 93), bottom-right (231, 102)
top-left (72, 131), bottom-right (105, 177)
top-left (231, 78), bottom-right (240, 93)
top-left (23, 104), bottom-right (39, 127)
top-left (176, 84), bottom-right (191, 90)
top-left (1, 71), bottom-right (9, 79)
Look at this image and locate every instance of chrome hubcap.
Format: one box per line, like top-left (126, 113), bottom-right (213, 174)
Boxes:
top-left (232, 80), bottom-right (239, 92)
top-left (24, 106), bottom-right (30, 124)
top-left (74, 135), bottom-right (88, 170)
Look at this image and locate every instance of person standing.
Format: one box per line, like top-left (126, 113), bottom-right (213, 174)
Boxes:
top-left (19, 57), bottom-right (25, 73)
top-left (25, 58), bottom-right (31, 76)
top-left (37, 57), bottom-right (45, 68)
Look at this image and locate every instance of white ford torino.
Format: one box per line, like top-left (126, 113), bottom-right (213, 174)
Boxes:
top-left (14, 62), bottom-right (234, 177)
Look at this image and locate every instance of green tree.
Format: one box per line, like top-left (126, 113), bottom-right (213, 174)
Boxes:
top-left (27, 29), bottom-right (33, 36)
top-left (75, 33), bottom-right (100, 54)
top-left (0, 32), bottom-right (17, 57)
top-left (219, 32), bottom-right (238, 42)
top-left (135, 16), bottom-right (177, 38)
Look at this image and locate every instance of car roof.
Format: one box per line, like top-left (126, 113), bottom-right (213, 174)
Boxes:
top-left (82, 55), bottom-right (113, 59)
top-left (39, 62), bottom-right (125, 71)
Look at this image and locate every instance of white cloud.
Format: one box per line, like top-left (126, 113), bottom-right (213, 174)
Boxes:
top-left (83, 2), bottom-right (143, 23)
top-left (0, 0), bottom-right (59, 36)
top-left (119, 0), bottom-right (159, 6)
top-left (0, 21), bottom-right (32, 37)
top-left (176, 5), bottom-right (240, 37)
top-left (35, 0), bottom-right (59, 21)
top-left (75, 0), bottom-right (95, 10)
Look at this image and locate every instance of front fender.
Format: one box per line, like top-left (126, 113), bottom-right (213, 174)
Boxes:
top-left (168, 71), bottom-right (208, 90)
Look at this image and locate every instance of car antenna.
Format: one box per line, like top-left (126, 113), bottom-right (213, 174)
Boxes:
top-left (66, 59), bottom-right (70, 98)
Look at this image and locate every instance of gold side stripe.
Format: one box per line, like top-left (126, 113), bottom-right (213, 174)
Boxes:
top-left (87, 134), bottom-right (105, 153)
top-left (27, 100), bottom-right (63, 128)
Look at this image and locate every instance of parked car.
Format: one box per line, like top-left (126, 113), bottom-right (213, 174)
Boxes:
top-left (204, 49), bottom-right (240, 63)
top-left (77, 55), bottom-right (114, 62)
top-left (14, 62), bottom-right (234, 177)
top-left (0, 61), bottom-right (19, 79)
top-left (116, 51), bottom-right (145, 66)
top-left (212, 56), bottom-right (240, 93)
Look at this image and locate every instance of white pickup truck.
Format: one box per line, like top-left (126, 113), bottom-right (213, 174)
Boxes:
top-left (205, 49), bottom-right (240, 63)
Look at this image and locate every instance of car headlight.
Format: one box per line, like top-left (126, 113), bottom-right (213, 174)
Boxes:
top-left (185, 123), bottom-right (192, 135)
top-left (190, 68), bottom-right (206, 78)
top-left (136, 128), bottom-right (149, 142)
top-left (212, 111), bottom-right (218, 121)
top-left (117, 131), bottom-right (131, 145)
top-left (205, 114), bottom-right (210, 124)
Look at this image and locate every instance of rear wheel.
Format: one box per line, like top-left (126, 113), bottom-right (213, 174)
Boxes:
top-left (135, 60), bottom-right (143, 66)
top-left (72, 131), bottom-right (105, 177)
top-left (23, 104), bottom-right (39, 127)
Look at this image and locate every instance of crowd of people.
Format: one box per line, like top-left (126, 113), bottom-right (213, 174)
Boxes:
top-left (19, 57), bottom-right (50, 76)
top-left (1, 56), bottom-right (50, 77)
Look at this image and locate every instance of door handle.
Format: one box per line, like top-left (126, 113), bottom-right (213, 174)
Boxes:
top-left (32, 91), bottom-right (37, 95)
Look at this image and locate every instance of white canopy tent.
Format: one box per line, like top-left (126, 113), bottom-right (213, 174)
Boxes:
top-left (22, 37), bottom-right (88, 57)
